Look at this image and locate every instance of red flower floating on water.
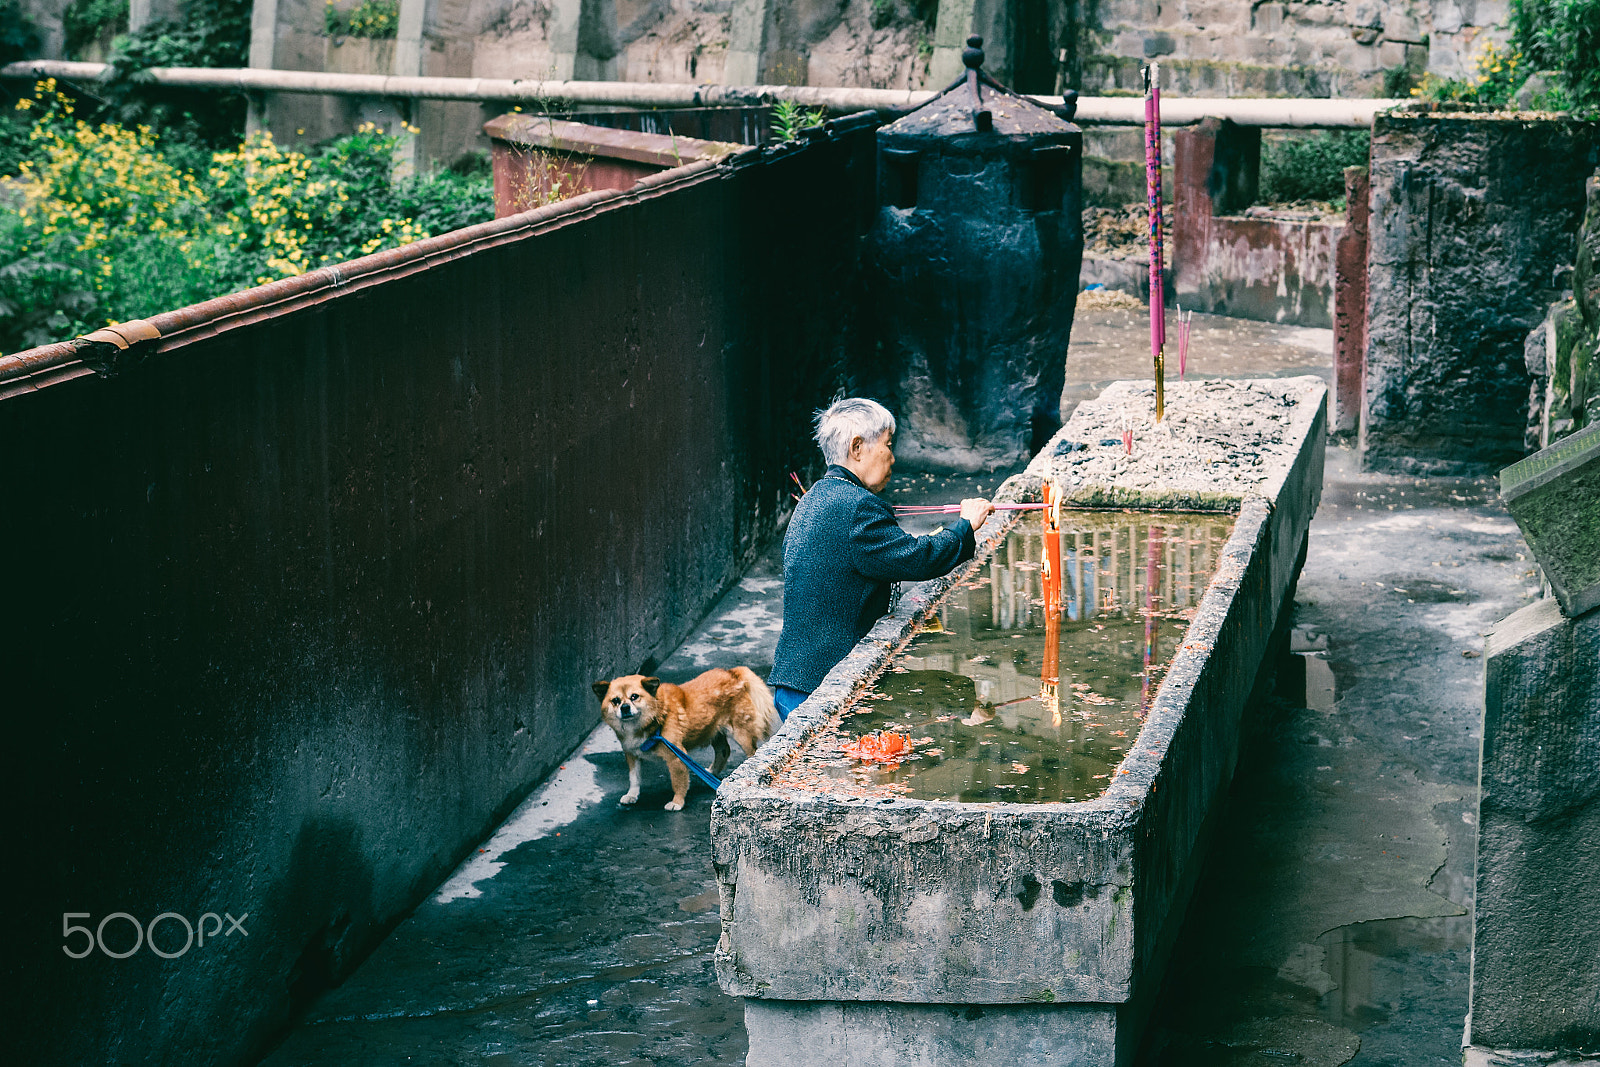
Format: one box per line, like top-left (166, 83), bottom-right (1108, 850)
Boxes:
top-left (841, 730), bottom-right (914, 764)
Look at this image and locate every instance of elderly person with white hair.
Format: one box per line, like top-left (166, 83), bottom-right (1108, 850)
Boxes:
top-left (769, 397), bottom-right (993, 720)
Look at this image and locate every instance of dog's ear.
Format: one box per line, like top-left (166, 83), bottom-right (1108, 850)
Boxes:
top-left (640, 676), bottom-right (662, 697)
top-left (592, 680), bottom-right (611, 700)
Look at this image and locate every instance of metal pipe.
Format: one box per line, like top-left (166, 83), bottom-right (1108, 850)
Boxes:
top-left (0, 60), bottom-right (1400, 127)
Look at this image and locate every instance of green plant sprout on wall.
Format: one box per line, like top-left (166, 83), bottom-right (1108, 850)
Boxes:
top-left (771, 100), bottom-right (826, 143)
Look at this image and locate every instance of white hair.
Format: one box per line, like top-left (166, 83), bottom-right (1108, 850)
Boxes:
top-left (814, 397), bottom-right (896, 465)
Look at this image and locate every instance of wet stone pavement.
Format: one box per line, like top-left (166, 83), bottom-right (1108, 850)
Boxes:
top-left (1141, 449), bottom-right (1533, 1067)
top-left (261, 314), bottom-right (1537, 1066)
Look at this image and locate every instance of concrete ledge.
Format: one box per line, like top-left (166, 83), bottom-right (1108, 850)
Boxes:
top-left (1471, 596), bottom-right (1600, 1051)
top-left (484, 115), bottom-right (744, 169)
top-left (744, 999), bottom-right (1117, 1065)
top-left (1464, 1047), bottom-right (1600, 1067)
top-left (711, 378), bottom-right (1326, 1063)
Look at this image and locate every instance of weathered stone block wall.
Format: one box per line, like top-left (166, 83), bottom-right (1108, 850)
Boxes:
top-left (17, 0), bottom-right (1510, 108)
top-left (1079, 0), bottom-right (1429, 100)
top-left (1472, 596), bottom-right (1600, 1052)
top-left (238, 0), bottom-right (936, 164)
top-left (1427, 0), bottom-right (1511, 79)
top-left (1, 126), bottom-right (878, 1067)
top-left (1361, 112), bottom-right (1600, 474)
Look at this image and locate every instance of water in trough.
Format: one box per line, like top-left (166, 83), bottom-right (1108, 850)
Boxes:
top-left (771, 510), bottom-right (1235, 803)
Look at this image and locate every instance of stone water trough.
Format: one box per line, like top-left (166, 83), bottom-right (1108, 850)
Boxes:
top-left (710, 376), bottom-right (1328, 1065)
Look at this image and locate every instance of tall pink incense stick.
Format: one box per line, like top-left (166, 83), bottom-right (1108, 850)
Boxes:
top-left (1145, 62), bottom-right (1167, 420)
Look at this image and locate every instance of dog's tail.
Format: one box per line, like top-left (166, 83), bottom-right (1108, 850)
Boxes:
top-left (733, 667), bottom-right (781, 746)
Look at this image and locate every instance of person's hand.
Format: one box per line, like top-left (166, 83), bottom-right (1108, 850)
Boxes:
top-left (959, 498), bottom-right (994, 529)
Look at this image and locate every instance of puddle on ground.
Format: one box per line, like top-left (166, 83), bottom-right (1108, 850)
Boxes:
top-left (1313, 915), bottom-right (1471, 1033)
top-left (773, 510), bottom-right (1235, 803)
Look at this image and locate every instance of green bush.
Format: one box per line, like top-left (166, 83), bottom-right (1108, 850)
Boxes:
top-left (1413, 41), bottom-right (1525, 107)
top-left (0, 99), bottom-right (36, 176)
top-left (0, 0), bottom-right (41, 64)
top-left (1259, 130), bottom-right (1371, 204)
top-left (1528, 0), bottom-right (1600, 110)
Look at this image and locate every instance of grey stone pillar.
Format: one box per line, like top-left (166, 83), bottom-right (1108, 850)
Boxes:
top-left (391, 0), bottom-right (427, 173)
top-left (394, 0), bottom-right (425, 76)
top-left (929, 0), bottom-right (1009, 88)
top-left (245, 0), bottom-right (278, 135)
top-left (549, 0), bottom-right (617, 82)
top-left (1470, 597), bottom-right (1600, 1053)
top-left (724, 0), bottom-right (767, 85)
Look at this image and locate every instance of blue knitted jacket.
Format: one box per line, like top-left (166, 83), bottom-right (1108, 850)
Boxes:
top-left (769, 465), bottom-right (976, 694)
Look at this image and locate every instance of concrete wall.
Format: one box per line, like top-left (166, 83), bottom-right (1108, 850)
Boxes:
top-left (1471, 597), bottom-right (1600, 1053)
top-left (220, 0), bottom-right (1510, 177)
top-left (1173, 117), bottom-right (1339, 329)
top-left (1361, 112), bottom-right (1600, 475)
top-left (1, 123), bottom-right (878, 1067)
top-left (484, 115), bottom-right (743, 216)
top-left (242, 0), bottom-right (936, 164)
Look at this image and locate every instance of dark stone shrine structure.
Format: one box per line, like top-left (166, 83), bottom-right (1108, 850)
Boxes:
top-left (865, 37), bottom-right (1084, 472)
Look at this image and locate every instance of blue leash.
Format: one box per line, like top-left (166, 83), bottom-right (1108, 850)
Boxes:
top-left (639, 734), bottom-right (722, 790)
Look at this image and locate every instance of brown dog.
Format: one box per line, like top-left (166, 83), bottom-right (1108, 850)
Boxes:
top-left (592, 668), bottom-right (780, 810)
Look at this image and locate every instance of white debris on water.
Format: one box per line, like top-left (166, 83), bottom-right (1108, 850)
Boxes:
top-left (433, 725), bottom-right (620, 904)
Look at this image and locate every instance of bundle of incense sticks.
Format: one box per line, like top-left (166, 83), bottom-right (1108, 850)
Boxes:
top-left (892, 503), bottom-right (1049, 514)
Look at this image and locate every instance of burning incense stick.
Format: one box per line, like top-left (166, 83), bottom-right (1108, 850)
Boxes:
top-left (1145, 62), bottom-right (1167, 421)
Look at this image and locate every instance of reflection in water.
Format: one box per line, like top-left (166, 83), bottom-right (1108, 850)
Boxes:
top-left (1316, 916), bottom-right (1471, 1033)
top-left (773, 509), bottom-right (1235, 803)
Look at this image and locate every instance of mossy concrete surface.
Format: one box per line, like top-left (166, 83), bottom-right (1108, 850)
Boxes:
top-left (1499, 422), bottom-right (1600, 618)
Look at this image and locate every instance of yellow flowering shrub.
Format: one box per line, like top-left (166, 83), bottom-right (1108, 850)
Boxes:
top-left (1, 90), bottom-right (497, 354)
top-left (1412, 41), bottom-right (1526, 106)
